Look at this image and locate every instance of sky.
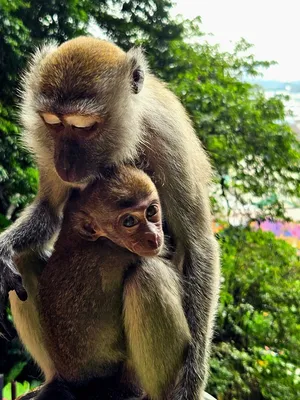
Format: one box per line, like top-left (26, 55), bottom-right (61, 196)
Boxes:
top-left (173, 0), bottom-right (300, 82)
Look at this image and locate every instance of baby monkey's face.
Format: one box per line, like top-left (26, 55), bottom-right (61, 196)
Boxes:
top-left (76, 185), bottom-right (164, 257)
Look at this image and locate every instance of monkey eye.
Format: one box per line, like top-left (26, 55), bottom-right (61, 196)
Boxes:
top-left (122, 215), bottom-right (139, 228)
top-left (72, 123), bottom-right (98, 132)
top-left (40, 114), bottom-right (64, 131)
top-left (146, 204), bottom-right (159, 219)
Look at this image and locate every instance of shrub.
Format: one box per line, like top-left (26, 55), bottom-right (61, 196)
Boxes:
top-left (207, 227), bottom-right (300, 399)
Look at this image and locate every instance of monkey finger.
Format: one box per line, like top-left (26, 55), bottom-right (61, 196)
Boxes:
top-left (14, 284), bottom-right (28, 302)
top-left (7, 272), bottom-right (28, 301)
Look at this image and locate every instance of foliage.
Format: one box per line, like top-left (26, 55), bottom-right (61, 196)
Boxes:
top-left (1, 2), bottom-right (300, 221)
top-left (0, 0), bottom-right (37, 218)
top-left (146, 19), bottom-right (300, 219)
top-left (207, 227), bottom-right (300, 399)
top-left (3, 380), bottom-right (40, 400)
top-left (0, 105), bottom-right (38, 219)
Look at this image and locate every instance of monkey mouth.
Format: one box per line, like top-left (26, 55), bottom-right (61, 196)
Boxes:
top-left (55, 166), bottom-right (93, 187)
top-left (130, 245), bottom-right (163, 258)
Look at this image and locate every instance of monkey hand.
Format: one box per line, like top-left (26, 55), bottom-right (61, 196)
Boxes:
top-left (0, 256), bottom-right (27, 339)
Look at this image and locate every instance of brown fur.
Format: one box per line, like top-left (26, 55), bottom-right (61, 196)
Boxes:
top-left (124, 259), bottom-right (190, 399)
top-left (39, 232), bottom-right (131, 381)
top-left (36, 168), bottom-right (190, 399)
top-left (78, 166), bottom-right (157, 209)
top-left (39, 37), bottom-right (126, 98)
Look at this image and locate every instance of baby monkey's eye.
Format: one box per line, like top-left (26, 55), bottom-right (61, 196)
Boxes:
top-left (123, 215), bottom-right (139, 228)
top-left (146, 204), bottom-right (158, 219)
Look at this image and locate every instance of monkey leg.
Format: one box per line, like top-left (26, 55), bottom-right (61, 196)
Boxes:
top-left (123, 260), bottom-right (191, 400)
top-left (9, 251), bottom-right (56, 381)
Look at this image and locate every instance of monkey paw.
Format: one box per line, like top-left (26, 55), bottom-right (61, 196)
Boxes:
top-left (0, 257), bottom-right (27, 339)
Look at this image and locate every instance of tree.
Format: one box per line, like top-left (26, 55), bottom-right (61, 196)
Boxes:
top-left (207, 227), bottom-right (300, 400)
top-left (145, 19), bottom-right (300, 220)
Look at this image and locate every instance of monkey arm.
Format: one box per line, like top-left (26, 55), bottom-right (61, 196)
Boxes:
top-left (0, 200), bottom-right (59, 254)
top-left (123, 259), bottom-right (191, 400)
top-left (0, 167), bottom-right (70, 255)
top-left (156, 165), bottom-right (220, 400)
top-left (156, 172), bottom-right (219, 400)
top-left (0, 169), bottom-right (69, 334)
top-left (9, 250), bottom-right (56, 382)
top-left (0, 199), bottom-right (60, 335)
top-left (143, 88), bottom-right (221, 400)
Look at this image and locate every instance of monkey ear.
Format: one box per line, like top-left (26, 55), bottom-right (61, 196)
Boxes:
top-left (131, 67), bottom-right (144, 94)
top-left (126, 47), bottom-right (147, 94)
top-left (77, 218), bottom-right (102, 242)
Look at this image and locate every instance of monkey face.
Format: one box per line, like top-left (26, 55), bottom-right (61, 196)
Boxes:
top-left (26, 38), bottom-right (147, 184)
top-left (116, 202), bottom-right (164, 257)
top-left (77, 200), bottom-right (164, 257)
top-left (74, 166), bottom-right (164, 257)
top-left (40, 115), bottom-right (104, 183)
top-left (38, 109), bottom-right (141, 183)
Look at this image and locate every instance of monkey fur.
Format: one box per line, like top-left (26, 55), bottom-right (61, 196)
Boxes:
top-left (2, 37), bottom-right (220, 400)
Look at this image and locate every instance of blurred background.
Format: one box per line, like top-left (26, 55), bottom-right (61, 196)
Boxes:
top-left (0, 1), bottom-right (299, 399)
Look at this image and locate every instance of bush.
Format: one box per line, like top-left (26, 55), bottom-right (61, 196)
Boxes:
top-left (207, 227), bottom-right (300, 399)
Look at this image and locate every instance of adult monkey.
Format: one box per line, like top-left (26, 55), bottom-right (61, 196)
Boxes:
top-left (0, 37), bottom-right (220, 399)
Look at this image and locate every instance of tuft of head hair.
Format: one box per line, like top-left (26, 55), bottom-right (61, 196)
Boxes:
top-left (107, 166), bottom-right (156, 204)
top-left (21, 36), bottom-right (148, 116)
top-left (38, 37), bottom-right (126, 96)
top-left (20, 42), bottom-right (58, 93)
top-left (99, 166), bottom-right (156, 209)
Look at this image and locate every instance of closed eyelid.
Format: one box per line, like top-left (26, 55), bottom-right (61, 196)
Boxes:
top-left (41, 113), bottom-right (61, 124)
top-left (64, 115), bottom-right (100, 127)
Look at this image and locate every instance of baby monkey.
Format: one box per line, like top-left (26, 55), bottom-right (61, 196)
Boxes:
top-left (32, 166), bottom-right (191, 400)
top-left (75, 166), bottom-right (164, 257)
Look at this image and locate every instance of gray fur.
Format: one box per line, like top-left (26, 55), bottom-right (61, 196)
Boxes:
top-left (0, 37), bottom-right (220, 400)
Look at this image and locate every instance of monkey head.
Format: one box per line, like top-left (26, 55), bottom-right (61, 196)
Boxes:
top-left (21, 37), bottom-right (146, 184)
top-left (74, 167), bottom-right (164, 257)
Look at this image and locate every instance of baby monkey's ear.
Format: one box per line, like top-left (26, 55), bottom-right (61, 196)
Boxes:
top-left (76, 214), bottom-right (101, 241)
